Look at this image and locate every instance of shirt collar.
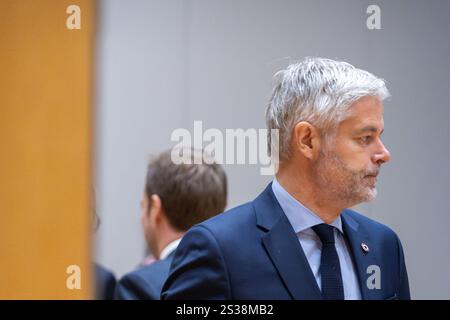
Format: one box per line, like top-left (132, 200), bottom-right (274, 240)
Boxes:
top-left (271, 178), bottom-right (343, 234)
top-left (159, 237), bottom-right (182, 260)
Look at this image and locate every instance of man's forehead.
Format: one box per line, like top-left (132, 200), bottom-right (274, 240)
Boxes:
top-left (338, 110), bottom-right (385, 134)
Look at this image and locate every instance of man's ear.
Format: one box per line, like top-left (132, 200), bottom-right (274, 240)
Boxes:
top-left (293, 121), bottom-right (321, 160)
top-left (140, 193), bottom-right (150, 227)
top-left (148, 194), bottom-right (163, 226)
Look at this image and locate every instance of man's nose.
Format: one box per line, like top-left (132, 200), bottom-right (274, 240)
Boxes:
top-left (372, 140), bottom-right (391, 165)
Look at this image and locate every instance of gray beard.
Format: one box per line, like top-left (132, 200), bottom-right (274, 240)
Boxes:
top-left (312, 148), bottom-right (378, 207)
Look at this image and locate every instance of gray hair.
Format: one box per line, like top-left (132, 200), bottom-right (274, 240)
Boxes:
top-left (265, 57), bottom-right (390, 161)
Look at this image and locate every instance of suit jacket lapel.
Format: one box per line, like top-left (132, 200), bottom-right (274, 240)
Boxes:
top-left (255, 184), bottom-right (322, 300)
top-left (341, 211), bottom-right (384, 300)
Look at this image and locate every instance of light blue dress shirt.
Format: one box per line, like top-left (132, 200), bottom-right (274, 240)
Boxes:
top-left (271, 178), bottom-right (361, 300)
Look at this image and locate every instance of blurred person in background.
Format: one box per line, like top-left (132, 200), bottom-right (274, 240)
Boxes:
top-left (92, 193), bottom-right (117, 300)
top-left (115, 148), bottom-right (227, 300)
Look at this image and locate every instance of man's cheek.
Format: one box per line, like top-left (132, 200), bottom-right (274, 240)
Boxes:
top-left (344, 150), bottom-right (368, 168)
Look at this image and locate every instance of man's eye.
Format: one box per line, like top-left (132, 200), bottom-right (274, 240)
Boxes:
top-left (360, 136), bottom-right (373, 143)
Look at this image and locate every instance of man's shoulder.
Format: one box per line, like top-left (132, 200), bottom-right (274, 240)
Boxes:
top-left (95, 263), bottom-right (116, 283)
top-left (195, 201), bottom-right (256, 234)
top-left (120, 258), bottom-right (172, 285)
top-left (116, 258), bottom-right (173, 299)
top-left (342, 208), bottom-right (400, 241)
top-left (94, 263), bottom-right (117, 299)
top-left (178, 200), bottom-right (262, 252)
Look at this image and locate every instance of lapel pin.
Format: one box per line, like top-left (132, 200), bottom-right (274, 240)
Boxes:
top-left (361, 243), bottom-right (370, 253)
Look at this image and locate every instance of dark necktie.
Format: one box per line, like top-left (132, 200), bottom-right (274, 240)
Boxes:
top-left (312, 223), bottom-right (345, 300)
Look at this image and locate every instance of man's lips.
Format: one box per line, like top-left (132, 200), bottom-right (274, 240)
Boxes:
top-left (364, 169), bottom-right (380, 178)
top-left (364, 171), bottom-right (379, 182)
top-left (364, 173), bottom-right (378, 185)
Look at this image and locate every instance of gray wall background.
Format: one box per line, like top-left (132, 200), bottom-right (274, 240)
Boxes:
top-left (94, 0), bottom-right (450, 299)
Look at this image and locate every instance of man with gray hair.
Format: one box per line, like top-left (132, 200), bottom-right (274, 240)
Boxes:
top-left (162, 57), bottom-right (410, 300)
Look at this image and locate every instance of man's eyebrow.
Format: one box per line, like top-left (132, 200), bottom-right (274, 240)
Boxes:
top-left (354, 126), bottom-right (384, 135)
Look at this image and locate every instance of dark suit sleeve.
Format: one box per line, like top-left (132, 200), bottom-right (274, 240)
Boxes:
top-left (396, 235), bottom-right (411, 300)
top-left (104, 273), bottom-right (117, 300)
top-left (115, 274), bottom-right (159, 300)
top-left (95, 265), bottom-right (117, 300)
top-left (161, 225), bottom-right (231, 300)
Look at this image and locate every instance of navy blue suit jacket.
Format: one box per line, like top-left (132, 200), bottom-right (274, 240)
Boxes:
top-left (162, 184), bottom-right (410, 300)
top-left (95, 264), bottom-right (117, 300)
top-left (115, 253), bottom-right (174, 300)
